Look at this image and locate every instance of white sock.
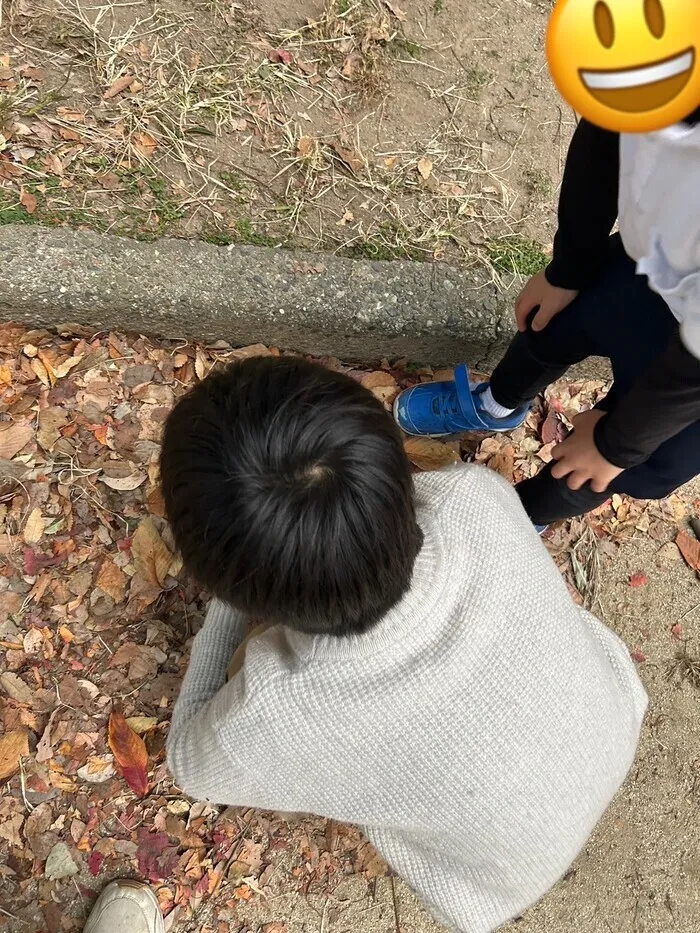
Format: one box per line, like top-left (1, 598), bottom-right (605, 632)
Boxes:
top-left (480, 386), bottom-right (516, 420)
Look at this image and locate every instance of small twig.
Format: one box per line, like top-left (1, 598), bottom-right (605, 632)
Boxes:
top-left (390, 874), bottom-right (401, 933)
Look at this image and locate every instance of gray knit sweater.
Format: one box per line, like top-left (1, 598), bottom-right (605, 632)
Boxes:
top-left (167, 465), bottom-right (647, 933)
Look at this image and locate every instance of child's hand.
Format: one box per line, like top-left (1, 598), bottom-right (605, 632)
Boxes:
top-left (551, 410), bottom-right (623, 493)
top-left (515, 270), bottom-right (579, 333)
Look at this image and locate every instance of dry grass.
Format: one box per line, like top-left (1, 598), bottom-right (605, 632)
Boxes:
top-left (0, 0), bottom-right (553, 269)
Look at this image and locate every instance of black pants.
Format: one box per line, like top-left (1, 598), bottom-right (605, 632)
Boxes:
top-left (489, 237), bottom-right (700, 525)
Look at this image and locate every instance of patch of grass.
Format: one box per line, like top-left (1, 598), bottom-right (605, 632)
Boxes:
top-left (486, 236), bottom-right (548, 276)
top-left (201, 226), bottom-right (235, 246)
top-left (349, 224), bottom-right (425, 262)
top-left (337, 0), bottom-right (353, 12)
top-left (220, 170), bottom-right (244, 192)
top-left (388, 37), bottom-right (422, 60)
top-left (433, 0), bottom-right (445, 12)
top-left (234, 218), bottom-right (279, 247)
top-left (463, 66), bottom-right (490, 97)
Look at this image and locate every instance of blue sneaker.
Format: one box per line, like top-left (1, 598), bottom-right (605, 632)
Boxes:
top-left (393, 363), bottom-right (530, 437)
top-left (534, 524), bottom-right (549, 535)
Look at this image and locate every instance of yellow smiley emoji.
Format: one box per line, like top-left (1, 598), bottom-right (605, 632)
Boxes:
top-left (547, 0), bottom-right (700, 132)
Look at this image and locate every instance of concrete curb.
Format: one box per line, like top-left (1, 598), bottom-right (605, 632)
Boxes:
top-left (0, 225), bottom-right (522, 367)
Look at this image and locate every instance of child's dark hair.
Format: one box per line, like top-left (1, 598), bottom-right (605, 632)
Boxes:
top-left (160, 356), bottom-right (423, 636)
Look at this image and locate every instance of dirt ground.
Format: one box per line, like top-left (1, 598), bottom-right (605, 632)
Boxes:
top-left (0, 324), bottom-right (698, 933)
top-left (1, 2), bottom-right (700, 932)
top-left (1, 0), bottom-right (562, 273)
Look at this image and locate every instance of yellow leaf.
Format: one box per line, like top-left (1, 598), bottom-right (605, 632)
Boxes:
top-left (0, 729), bottom-right (29, 780)
top-left (23, 508), bottom-right (45, 545)
top-left (417, 157), bottom-right (433, 180)
top-left (0, 364), bottom-right (12, 386)
top-left (404, 436), bottom-right (460, 471)
top-left (132, 517), bottom-right (173, 587)
top-left (125, 716), bottom-right (158, 734)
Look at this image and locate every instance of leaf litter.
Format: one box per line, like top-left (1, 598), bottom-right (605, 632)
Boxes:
top-left (0, 323), bottom-right (695, 931)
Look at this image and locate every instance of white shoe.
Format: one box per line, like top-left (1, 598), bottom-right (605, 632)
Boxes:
top-left (83, 880), bottom-right (164, 933)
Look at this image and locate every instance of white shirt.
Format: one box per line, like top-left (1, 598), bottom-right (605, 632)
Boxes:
top-left (619, 123), bottom-right (700, 358)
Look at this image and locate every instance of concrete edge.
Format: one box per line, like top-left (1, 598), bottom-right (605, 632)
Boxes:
top-left (0, 225), bottom-right (521, 368)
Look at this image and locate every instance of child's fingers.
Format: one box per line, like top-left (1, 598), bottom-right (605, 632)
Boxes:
top-left (530, 302), bottom-right (560, 332)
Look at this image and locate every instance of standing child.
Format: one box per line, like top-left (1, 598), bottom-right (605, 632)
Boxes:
top-left (161, 356), bottom-right (647, 933)
top-left (395, 108), bottom-right (700, 527)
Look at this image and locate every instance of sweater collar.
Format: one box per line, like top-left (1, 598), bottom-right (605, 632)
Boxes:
top-left (284, 511), bottom-right (446, 661)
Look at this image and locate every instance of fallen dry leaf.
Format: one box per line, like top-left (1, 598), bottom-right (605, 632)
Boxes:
top-left (126, 716), bottom-right (158, 734)
top-left (132, 517), bottom-right (173, 587)
top-left (0, 729), bottom-right (30, 781)
top-left (0, 422), bottom-right (33, 459)
top-left (108, 710), bottom-right (149, 797)
top-left (23, 507), bottom-right (45, 545)
top-left (20, 187), bottom-right (37, 215)
top-left (417, 157), bottom-right (433, 180)
top-left (95, 557), bottom-right (128, 603)
top-left (100, 471), bottom-right (146, 491)
top-left (404, 436), bottom-right (460, 471)
top-left (37, 407), bottom-right (68, 451)
top-left (103, 72), bottom-right (135, 99)
top-left (330, 141), bottom-right (366, 175)
top-left (676, 531), bottom-right (700, 572)
top-left (361, 371), bottom-right (399, 407)
top-left (132, 131), bottom-right (158, 159)
top-left (267, 48), bottom-right (293, 65)
top-left (297, 136), bottom-right (316, 159)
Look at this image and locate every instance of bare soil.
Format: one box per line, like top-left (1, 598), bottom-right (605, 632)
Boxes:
top-left (1, 0), bottom-right (564, 274)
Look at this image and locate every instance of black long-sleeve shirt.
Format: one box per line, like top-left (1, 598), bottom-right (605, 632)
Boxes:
top-left (543, 109), bottom-right (700, 470)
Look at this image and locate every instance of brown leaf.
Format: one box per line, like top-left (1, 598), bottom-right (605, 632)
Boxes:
top-left (676, 531), bottom-right (700, 572)
top-left (0, 729), bottom-right (29, 780)
top-left (95, 557), bottom-right (127, 603)
top-left (330, 141), bottom-right (366, 175)
top-left (488, 444), bottom-right (515, 483)
top-left (297, 136), bottom-right (316, 159)
top-left (0, 672), bottom-right (34, 704)
top-left (361, 371), bottom-right (399, 407)
top-left (103, 73), bottom-right (135, 99)
top-left (132, 517), bottom-right (173, 587)
top-left (417, 157), bottom-right (433, 180)
top-left (132, 131), bottom-right (158, 159)
top-left (404, 436), bottom-right (460, 471)
top-left (30, 357), bottom-right (51, 387)
top-left (0, 422), bottom-right (33, 459)
top-left (267, 48), bottom-right (293, 65)
top-left (108, 710), bottom-right (149, 797)
top-left (37, 407), bottom-right (69, 451)
top-left (541, 410), bottom-right (566, 445)
top-left (20, 188), bottom-right (37, 215)
top-left (23, 507), bottom-right (45, 545)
